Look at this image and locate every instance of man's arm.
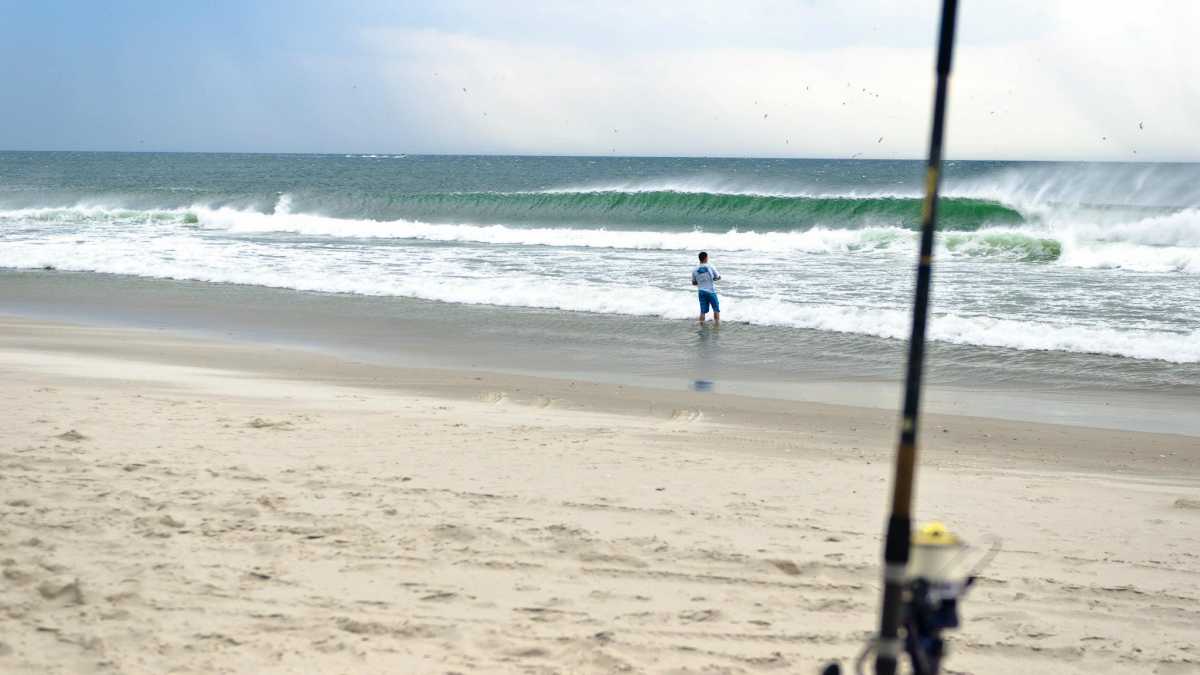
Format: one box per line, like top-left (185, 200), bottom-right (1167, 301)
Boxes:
top-left (712, 268), bottom-right (721, 281)
top-left (691, 270), bottom-right (698, 286)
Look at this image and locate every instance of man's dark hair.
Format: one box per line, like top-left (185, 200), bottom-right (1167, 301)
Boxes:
top-left (698, 251), bottom-right (708, 262)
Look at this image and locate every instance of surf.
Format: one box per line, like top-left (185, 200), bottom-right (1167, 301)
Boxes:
top-left (2, 246), bottom-right (1196, 363)
top-left (354, 190), bottom-right (1028, 232)
top-left (6, 199), bottom-right (1200, 271)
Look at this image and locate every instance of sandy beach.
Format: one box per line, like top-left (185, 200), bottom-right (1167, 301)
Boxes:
top-left (1, 315), bottom-right (1198, 674)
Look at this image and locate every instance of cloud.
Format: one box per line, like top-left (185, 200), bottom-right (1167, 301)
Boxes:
top-left (358, 27), bottom-right (921, 157)
top-left (2, 0), bottom-right (1198, 159)
top-left (354, 3), bottom-right (1200, 161)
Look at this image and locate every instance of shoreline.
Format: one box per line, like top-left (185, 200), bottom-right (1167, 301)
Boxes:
top-left (3, 269), bottom-right (1199, 437)
top-left (2, 315), bottom-right (1198, 673)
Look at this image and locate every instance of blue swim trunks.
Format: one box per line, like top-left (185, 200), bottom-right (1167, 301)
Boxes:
top-left (698, 290), bottom-right (720, 314)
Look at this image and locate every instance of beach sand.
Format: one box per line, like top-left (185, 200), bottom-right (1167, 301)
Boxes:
top-left (1, 316), bottom-right (1198, 674)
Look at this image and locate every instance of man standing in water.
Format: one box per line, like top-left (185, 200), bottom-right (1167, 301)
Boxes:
top-left (692, 251), bottom-right (721, 324)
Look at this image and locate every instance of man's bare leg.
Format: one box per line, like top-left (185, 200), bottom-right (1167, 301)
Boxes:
top-left (713, 311), bottom-right (720, 325)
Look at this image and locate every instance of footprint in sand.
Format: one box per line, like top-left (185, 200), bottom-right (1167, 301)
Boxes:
top-left (678, 608), bottom-right (721, 623)
top-left (159, 514), bottom-right (185, 528)
top-left (668, 409), bottom-right (703, 423)
top-left (2, 566), bottom-right (35, 586)
top-left (247, 418), bottom-right (293, 430)
top-left (431, 523), bottom-right (476, 542)
top-left (768, 559), bottom-right (804, 576)
top-left (38, 577), bottom-right (84, 606)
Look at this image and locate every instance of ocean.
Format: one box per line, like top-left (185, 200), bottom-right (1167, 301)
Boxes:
top-left (2, 151), bottom-right (1198, 413)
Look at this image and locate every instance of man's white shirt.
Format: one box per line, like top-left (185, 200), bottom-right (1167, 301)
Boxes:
top-left (692, 265), bottom-right (720, 292)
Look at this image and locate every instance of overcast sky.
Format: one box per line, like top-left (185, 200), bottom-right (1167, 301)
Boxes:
top-left (2, 0), bottom-right (1198, 160)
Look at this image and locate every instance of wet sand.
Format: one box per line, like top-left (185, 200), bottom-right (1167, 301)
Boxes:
top-left (1, 316), bottom-right (1198, 674)
top-left (4, 269), bottom-right (1199, 437)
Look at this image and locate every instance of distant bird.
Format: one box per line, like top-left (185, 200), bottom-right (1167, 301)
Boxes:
top-left (763, 113), bottom-right (768, 119)
top-left (1101, 136), bottom-right (1107, 141)
top-left (462, 87), bottom-right (467, 93)
top-left (877, 136), bottom-right (883, 143)
top-left (1138, 121), bottom-right (1144, 130)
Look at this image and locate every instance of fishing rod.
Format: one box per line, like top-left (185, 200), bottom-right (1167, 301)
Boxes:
top-left (874, 1), bottom-right (959, 674)
top-left (824, 8), bottom-right (968, 673)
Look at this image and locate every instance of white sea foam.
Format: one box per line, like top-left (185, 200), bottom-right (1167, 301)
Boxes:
top-left (4, 199), bottom-right (1199, 272)
top-left (1038, 208), bottom-right (1200, 273)
top-left (190, 203), bottom-right (909, 253)
top-left (1035, 208), bottom-right (1200, 250)
top-left (190, 201), bottom-right (1200, 270)
top-left (3, 233), bottom-right (1197, 364)
top-left (0, 204), bottom-right (185, 223)
top-left (1058, 240), bottom-right (1200, 274)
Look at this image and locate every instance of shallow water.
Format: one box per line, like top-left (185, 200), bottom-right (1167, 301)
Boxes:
top-left (3, 270), bottom-right (1198, 436)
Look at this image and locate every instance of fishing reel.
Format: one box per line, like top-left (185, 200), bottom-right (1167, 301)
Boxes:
top-left (823, 522), bottom-right (996, 675)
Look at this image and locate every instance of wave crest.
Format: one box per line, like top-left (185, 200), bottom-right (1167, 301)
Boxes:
top-left (3, 195), bottom-right (1198, 272)
top-left (359, 190), bottom-right (1025, 232)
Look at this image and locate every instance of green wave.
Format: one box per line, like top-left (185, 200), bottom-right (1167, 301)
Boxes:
top-left (943, 232), bottom-right (1062, 262)
top-left (372, 190), bottom-right (1026, 232)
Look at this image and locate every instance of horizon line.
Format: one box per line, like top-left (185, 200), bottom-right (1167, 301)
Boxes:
top-left (2, 149), bottom-right (1197, 165)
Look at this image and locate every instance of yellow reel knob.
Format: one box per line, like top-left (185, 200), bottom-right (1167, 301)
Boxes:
top-left (913, 521), bottom-right (959, 546)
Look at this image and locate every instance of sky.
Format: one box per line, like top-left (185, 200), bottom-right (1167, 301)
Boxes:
top-left (1, 0), bottom-right (1198, 161)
